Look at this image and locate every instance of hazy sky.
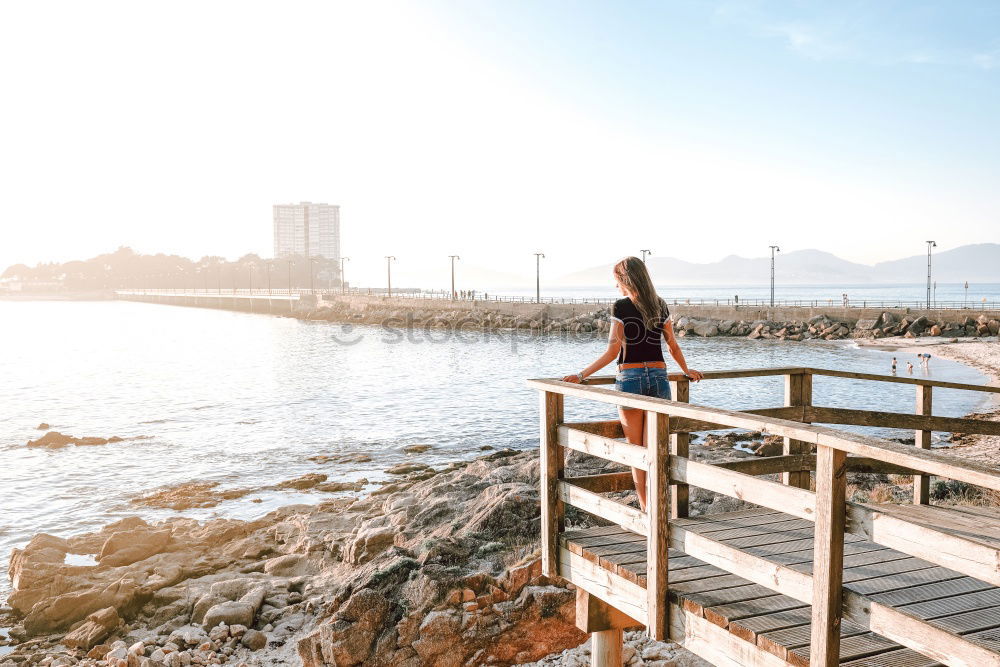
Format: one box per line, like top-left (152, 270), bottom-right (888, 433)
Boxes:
top-left (2, 0), bottom-right (998, 286)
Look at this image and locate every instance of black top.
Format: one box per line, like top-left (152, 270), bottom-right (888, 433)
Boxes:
top-left (612, 297), bottom-right (670, 364)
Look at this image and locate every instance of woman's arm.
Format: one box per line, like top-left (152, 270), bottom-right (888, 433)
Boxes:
top-left (663, 320), bottom-right (703, 381)
top-left (562, 321), bottom-right (624, 383)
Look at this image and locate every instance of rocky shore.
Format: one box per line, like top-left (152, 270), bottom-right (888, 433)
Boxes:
top-left (2, 427), bottom-right (777, 667)
top-left (294, 301), bottom-right (1000, 343)
top-left (5, 337), bottom-right (998, 667)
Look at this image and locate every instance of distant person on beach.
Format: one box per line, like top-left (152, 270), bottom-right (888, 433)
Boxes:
top-left (907, 362), bottom-right (914, 374)
top-left (562, 256), bottom-right (703, 511)
top-left (891, 357), bottom-right (897, 374)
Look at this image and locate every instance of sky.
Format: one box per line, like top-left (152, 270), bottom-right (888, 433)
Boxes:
top-left (1, 0), bottom-right (998, 287)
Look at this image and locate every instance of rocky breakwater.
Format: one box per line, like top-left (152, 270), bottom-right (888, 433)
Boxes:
top-left (675, 311), bottom-right (1000, 342)
top-left (295, 302), bottom-right (614, 335)
top-left (2, 451), bottom-right (591, 666)
top-left (296, 299), bottom-right (999, 344)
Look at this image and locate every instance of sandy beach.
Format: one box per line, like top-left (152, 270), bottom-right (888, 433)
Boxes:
top-left (861, 337), bottom-right (1000, 465)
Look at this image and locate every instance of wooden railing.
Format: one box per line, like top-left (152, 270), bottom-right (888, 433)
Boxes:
top-left (528, 367), bottom-right (1000, 666)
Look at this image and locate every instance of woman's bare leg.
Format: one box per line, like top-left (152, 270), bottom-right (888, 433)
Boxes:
top-left (619, 406), bottom-right (646, 510)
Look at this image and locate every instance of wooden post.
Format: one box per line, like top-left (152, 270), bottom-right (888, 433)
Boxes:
top-left (591, 630), bottom-right (624, 667)
top-left (668, 378), bottom-right (690, 518)
top-left (645, 411), bottom-right (670, 641)
top-left (540, 390), bottom-right (565, 576)
top-left (914, 385), bottom-right (933, 504)
top-left (783, 372), bottom-right (812, 489)
top-left (809, 444), bottom-right (847, 667)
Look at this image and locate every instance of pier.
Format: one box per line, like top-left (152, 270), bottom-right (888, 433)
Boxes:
top-left (529, 368), bottom-right (1000, 666)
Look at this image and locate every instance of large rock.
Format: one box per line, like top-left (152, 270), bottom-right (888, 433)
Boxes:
top-left (62, 607), bottom-right (121, 649)
top-left (202, 601), bottom-right (256, 629)
top-left (99, 527), bottom-right (171, 567)
top-left (692, 321), bottom-right (719, 337)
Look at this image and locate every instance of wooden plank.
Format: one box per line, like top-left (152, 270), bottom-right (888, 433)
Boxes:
top-left (566, 472), bottom-right (635, 493)
top-left (805, 406), bottom-right (1000, 436)
top-left (713, 454), bottom-right (814, 476)
top-left (540, 391), bottom-right (564, 576)
top-left (729, 607), bottom-right (811, 643)
top-left (845, 590), bottom-right (1000, 667)
top-left (866, 503), bottom-right (1000, 545)
top-left (790, 630), bottom-right (900, 666)
top-left (916, 384), bottom-right (933, 505)
top-left (669, 603), bottom-right (793, 667)
top-left (564, 420), bottom-right (624, 439)
top-left (558, 480), bottom-right (648, 536)
top-left (645, 410), bottom-right (670, 641)
top-left (670, 406), bottom-right (805, 433)
top-left (802, 366), bottom-right (1000, 395)
top-left (845, 503), bottom-right (1000, 586)
top-left (869, 577), bottom-right (994, 607)
top-left (575, 588), bottom-right (641, 633)
top-left (666, 522), bottom-right (813, 603)
top-left (810, 445), bottom-right (848, 667)
top-left (900, 589), bottom-right (1000, 621)
top-left (669, 378), bottom-right (690, 518)
top-left (527, 379), bottom-right (1000, 492)
top-left (670, 456), bottom-right (817, 520)
top-left (784, 372), bottom-right (812, 489)
top-left (557, 424), bottom-right (649, 470)
top-left (840, 647), bottom-right (944, 667)
top-left (558, 547), bottom-right (647, 625)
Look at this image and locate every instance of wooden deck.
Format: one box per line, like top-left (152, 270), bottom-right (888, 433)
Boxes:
top-left (562, 506), bottom-right (1000, 665)
top-left (529, 367), bottom-right (1000, 666)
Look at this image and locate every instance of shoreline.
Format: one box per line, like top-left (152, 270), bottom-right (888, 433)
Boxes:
top-left (3, 340), bottom-right (999, 666)
top-left (860, 337), bottom-right (1000, 467)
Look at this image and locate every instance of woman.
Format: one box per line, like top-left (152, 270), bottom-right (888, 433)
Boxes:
top-left (563, 256), bottom-right (703, 510)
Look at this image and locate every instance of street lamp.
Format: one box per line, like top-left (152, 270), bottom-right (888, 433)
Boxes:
top-left (926, 241), bottom-right (936, 309)
top-left (340, 257), bottom-right (350, 293)
top-left (641, 249), bottom-right (652, 263)
top-left (965, 281), bottom-right (969, 308)
top-left (247, 263), bottom-right (255, 313)
top-left (385, 256), bottom-right (396, 297)
top-left (448, 255), bottom-right (460, 300)
top-left (309, 256), bottom-right (319, 294)
top-left (534, 252), bottom-right (545, 304)
top-left (287, 259), bottom-right (293, 294)
top-left (769, 246), bottom-right (780, 307)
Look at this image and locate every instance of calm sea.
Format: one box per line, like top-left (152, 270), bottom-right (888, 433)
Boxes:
top-left (0, 300), bottom-right (991, 598)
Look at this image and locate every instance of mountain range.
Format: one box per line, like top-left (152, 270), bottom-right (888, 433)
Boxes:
top-left (553, 243), bottom-right (1000, 286)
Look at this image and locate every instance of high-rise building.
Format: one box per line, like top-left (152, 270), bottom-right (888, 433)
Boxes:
top-left (273, 202), bottom-right (341, 261)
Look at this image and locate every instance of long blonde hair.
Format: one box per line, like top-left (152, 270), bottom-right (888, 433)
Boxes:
top-left (614, 256), bottom-right (666, 330)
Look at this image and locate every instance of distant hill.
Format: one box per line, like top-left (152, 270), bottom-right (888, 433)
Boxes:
top-left (871, 244), bottom-right (1000, 283)
top-left (555, 244), bottom-right (1000, 286)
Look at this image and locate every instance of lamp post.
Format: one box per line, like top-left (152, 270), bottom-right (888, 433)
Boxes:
top-left (926, 241), bottom-right (936, 309)
top-left (247, 263), bottom-right (254, 313)
top-left (641, 249), bottom-right (652, 263)
top-left (965, 281), bottom-right (969, 308)
top-left (448, 255), bottom-right (460, 299)
top-left (309, 256), bottom-right (319, 294)
top-left (340, 257), bottom-right (350, 293)
top-left (769, 246), bottom-right (780, 307)
top-left (266, 261), bottom-right (273, 313)
top-left (385, 256), bottom-right (396, 297)
top-left (534, 252), bottom-right (545, 304)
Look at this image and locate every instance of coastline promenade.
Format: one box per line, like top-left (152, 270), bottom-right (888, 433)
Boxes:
top-left (112, 289), bottom-right (1000, 328)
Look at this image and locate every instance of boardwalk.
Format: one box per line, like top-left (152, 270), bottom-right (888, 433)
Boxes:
top-left (528, 368), bottom-right (1000, 666)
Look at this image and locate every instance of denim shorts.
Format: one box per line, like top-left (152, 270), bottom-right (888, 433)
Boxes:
top-left (615, 367), bottom-right (672, 400)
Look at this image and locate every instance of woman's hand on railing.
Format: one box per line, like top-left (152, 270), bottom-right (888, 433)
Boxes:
top-left (683, 368), bottom-right (704, 382)
top-left (562, 374), bottom-right (583, 383)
